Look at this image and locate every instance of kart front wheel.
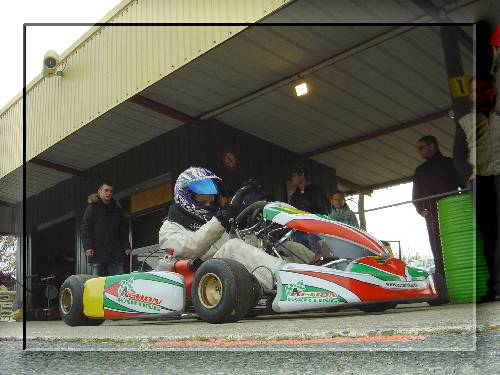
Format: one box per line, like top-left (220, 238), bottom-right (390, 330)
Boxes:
top-left (359, 302), bottom-right (397, 313)
top-left (192, 259), bottom-right (254, 323)
top-left (59, 274), bottom-right (104, 326)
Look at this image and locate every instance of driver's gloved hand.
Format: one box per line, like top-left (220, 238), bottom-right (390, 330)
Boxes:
top-left (215, 203), bottom-right (239, 231)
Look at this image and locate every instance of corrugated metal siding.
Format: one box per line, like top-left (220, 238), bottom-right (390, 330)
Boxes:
top-left (1, 0), bottom-right (291, 180)
top-left (0, 99), bottom-right (22, 180)
top-left (25, 120), bottom-right (336, 228)
top-left (0, 168), bottom-right (22, 204)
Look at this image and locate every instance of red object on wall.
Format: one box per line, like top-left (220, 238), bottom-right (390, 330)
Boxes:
top-left (223, 149), bottom-right (238, 171)
top-left (492, 25), bottom-right (500, 46)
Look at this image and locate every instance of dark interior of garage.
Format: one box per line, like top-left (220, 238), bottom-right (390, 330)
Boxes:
top-left (30, 218), bottom-right (75, 317)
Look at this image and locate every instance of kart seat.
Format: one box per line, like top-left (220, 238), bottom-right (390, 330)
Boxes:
top-left (280, 241), bottom-right (315, 264)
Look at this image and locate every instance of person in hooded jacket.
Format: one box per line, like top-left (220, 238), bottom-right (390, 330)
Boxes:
top-left (329, 191), bottom-right (359, 228)
top-left (158, 167), bottom-right (286, 290)
top-left (81, 182), bottom-right (131, 276)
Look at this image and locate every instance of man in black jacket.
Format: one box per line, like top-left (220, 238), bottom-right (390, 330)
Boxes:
top-left (413, 135), bottom-right (464, 285)
top-left (81, 182), bottom-right (131, 276)
top-left (289, 166), bottom-right (330, 215)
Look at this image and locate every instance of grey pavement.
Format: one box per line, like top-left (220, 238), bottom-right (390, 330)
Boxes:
top-left (0, 302), bottom-right (498, 351)
top-left (1, 302), bottom-right (499, 374)
top-left (1, 331), bottom-right (499, 374)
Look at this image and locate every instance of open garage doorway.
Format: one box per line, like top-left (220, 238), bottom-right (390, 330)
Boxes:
top-left (30, 217), bottom-right (75, 319)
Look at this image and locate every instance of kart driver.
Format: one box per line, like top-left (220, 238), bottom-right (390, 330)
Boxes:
top-left (158, 167), bottom-right (287, 289)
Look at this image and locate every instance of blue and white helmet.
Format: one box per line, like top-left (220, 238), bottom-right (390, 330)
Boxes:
top-left (174, 167), bottom-right (221, 222)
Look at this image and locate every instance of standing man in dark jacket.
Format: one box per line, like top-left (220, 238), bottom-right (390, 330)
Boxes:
top-left (81, 182), bottom-right (131, 276)
top-left (289, 166), bottom-right (330, 215)
top-left (413, 135), bottom-right (464, 286)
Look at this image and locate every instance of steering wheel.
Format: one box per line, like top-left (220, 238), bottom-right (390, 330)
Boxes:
top-left (234, 200), bottom-right (268, 230)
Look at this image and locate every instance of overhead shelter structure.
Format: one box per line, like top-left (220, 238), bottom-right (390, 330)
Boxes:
top-left (0, 0), bottom-right (483, 308)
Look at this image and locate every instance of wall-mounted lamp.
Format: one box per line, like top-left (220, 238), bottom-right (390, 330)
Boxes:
top-left (294, 82), bottom-right (309, 97)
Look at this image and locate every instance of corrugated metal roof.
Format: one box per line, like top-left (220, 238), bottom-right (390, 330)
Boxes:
top-left (39, 101), bottom-right (182, 170)
top-left (0, 165), bottom-right (72, 203)
top-left (1, 0), bottom-right (291, 180)
top-left (264, 0), bottom-right (424, 23)
top-left (35, 24), bottom-right (473, 197)
top-left (139, 25), bottom-right (472, 190)
top-left (0, 0), bottom-right (478, 203)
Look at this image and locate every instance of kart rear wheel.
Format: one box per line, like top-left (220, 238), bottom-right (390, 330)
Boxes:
top-left (359, 302), bottom-right (397, 313)
top-left (59, 274), bottom-right (104, 326)
top-left (192, 259), bottom-right (254, 323)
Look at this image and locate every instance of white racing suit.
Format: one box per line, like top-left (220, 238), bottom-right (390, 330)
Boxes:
top-left (158, 217), bottom-right (287, 289)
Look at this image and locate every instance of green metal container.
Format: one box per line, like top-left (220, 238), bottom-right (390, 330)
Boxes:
top-left (437, 193), bottom-right (488, 303)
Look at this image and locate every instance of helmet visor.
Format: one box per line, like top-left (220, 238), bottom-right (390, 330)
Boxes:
top-left (187, 178), bottom-right (219, 195)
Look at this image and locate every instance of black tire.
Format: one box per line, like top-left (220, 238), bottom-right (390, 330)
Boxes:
top-left (359, 302), bottom-right (397, 313)
top-left (249, 273), bottom-right (262, 308)
top-left (59, 274), bottom-right (104, 326)
top-left (428, 272), bottom-right (449, 306)
top-left (245, 274), bottom-right (263, 318)
top-left (192, 259), bottom-right (254, 323)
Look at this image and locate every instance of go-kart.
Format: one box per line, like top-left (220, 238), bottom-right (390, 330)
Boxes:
top-left (59, 201), bottom-right (445, 326)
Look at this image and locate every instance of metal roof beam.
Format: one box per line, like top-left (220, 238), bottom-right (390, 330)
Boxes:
top-left (29, 158), bottom-right (86, 177)
top-left (411, 0), bottom-right (473, 51)
top-left (365, 176), bottom-right (413, 192)
top-left (336, 176), bottom-right (372, 195)
top-left (301, 109), bottom-right (449, 158)
top-left (0, 200), bottom-right (16, 208)
top-left (128, 95), bottom-right (203, 128)
top-left (199, 25), bottom-right (417, 120)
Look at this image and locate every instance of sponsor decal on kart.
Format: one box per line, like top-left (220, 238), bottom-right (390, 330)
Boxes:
top-left (281, 280), bottom-right (347, 303)
top-left (384, 281), bottom-right (420, 289)
top-left (103, 272), bottom-right (185, 317)
top-left (117, 277), bottom-right (163, 312)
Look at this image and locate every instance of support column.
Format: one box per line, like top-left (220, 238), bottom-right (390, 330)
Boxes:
top-left (358, 194), bottom-right (367, 231)
top-left (439, 26), bottom-right (471, 121)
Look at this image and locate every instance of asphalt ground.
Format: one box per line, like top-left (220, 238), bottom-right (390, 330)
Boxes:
top-left (1, 302), bottom-right (499, 374)
top-left (1, 302), bottom-right (498, 349)
top-left (1, 331), bottom-right (499, 374)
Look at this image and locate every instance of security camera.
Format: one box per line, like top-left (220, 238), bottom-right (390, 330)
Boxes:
top-left (42, 50), bottom-right (60, 78)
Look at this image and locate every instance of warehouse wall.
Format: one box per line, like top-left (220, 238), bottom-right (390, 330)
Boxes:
top-left (25, 121), bottom-right (336, 273)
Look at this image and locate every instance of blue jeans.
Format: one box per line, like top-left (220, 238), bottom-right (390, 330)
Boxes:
top-left (89, 262), bottom-right (123, 276)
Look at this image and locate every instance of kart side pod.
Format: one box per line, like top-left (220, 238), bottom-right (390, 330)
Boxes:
top-left (85, 271), bottom-right (185, 319)
top-left (59, 271), bottom-right (185, 325)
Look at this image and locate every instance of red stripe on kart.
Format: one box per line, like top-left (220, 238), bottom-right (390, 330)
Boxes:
top-left (287, 219), bottom-right (385, 254)
top-left (104, 309), bottom-right (143, 318)
top-left (292, 271), bottom-right (436, 301)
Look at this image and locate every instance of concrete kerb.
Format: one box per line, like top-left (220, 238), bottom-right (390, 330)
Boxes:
top-left (0, 302), bottom-right (498, 345)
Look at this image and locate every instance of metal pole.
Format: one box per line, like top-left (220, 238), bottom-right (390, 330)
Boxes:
top-left (439, 26), bottom-right (471, 121)
top-left (358, 194), bottom-right (367, 231)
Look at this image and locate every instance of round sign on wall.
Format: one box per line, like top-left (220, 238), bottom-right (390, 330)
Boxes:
top-left (223, 149), bottom-right (238, 171)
